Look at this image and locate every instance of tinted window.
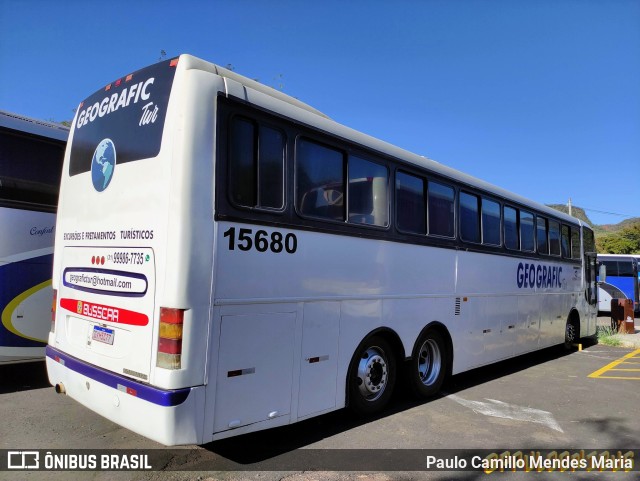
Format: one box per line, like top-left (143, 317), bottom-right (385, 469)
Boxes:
top-left (296, 139), bottom-right (344, 221)
top-left (549, 220), bottom-right (561, 256)
top-left (396, 171), bottom-right (425, 234)
top-left (537, 217), bottom-right (548, 254)
top-left (571, 229), bottom-right (580, 258)
top-left (348, 156), bottom-right (388, 227)
top-left (229, 118), bottom-right (255, 206)
top-left (583, 228), bottom-right (595, 253)
top-left (428, 181), bottom-right (455, 237)
top-left (0, 130), bottom-right (64, 207)
top-left (520, 210), bottom-right (535, 252)
top-left (258, 127), bottom-right (285, 209)
top-left (482, 198), bottom-right (501, 246)
top-left (561, 225), bottom-right (570, 258)
top-left (618, 260), bottom-right (634, 277)
top-left (460, 192), bottom-right (480, 243)
top-left (601, 260), bottom-right (618, 277)
top-left (504, 206), bottom-right (519, 250)
top-left (229, 119), bottom-right (285, 209)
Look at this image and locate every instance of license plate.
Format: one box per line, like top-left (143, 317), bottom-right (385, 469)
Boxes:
top-left (92, 325), bottom-right (114, 345)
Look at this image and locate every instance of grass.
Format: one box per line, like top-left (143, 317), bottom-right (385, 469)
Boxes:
top-left (596, 325), bottom-right (622, 347)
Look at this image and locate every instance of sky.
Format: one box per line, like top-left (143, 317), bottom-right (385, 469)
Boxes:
top-left (1, 0), bottom-right (638, 226)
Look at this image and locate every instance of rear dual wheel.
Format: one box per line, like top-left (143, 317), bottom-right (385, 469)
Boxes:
top-left (408, 329), bottom-right (447, 399)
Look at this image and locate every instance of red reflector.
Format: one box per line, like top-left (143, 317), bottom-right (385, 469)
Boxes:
top-left (50, 289), bottom-right (57, 332)
top-left (160, 308), bottom-right (184, 324)
top-left (158, 337), bottom-right (182, 354)
top-left (115, 79), bottom-right (122, 87)
top-left (127, 387), bottom-right (137, 396)
top-left (170, 58), bottom-right (179, 67)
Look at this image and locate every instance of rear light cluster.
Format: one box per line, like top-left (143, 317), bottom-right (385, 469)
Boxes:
top-left (157, 308), bottom-right (184, 369)
top-left (50, 289), bottom-right (58, 333)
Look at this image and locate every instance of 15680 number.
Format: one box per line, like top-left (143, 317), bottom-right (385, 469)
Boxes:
top-left (223, 227), bottom-right (297, 254)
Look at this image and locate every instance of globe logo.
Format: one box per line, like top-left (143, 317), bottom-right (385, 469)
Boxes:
top-left (91, 139), bottom-right (116, 192)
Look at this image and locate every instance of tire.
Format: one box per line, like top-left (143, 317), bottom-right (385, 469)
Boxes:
top-left (407, 329), bottom-right (447, 399)
top-left (564, 316), bottom-right (579, 350)
top-left (347, 335), bottom-right (396, 415)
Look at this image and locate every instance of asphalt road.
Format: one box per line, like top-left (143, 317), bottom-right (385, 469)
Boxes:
top-left (1, 334), bottom-right (639, 481)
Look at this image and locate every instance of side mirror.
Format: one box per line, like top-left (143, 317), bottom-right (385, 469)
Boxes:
top-left (599, 264), bottom-right (607, 283)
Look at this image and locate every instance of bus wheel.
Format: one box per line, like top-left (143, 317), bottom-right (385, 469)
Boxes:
top-left (408, 329), bottom-right (446, 399)
top-left (348, 336), bottom-right (396, 415)
top-left (564, 318), bottom-right (578, 350)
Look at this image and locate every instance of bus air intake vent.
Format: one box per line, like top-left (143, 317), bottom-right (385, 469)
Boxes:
top-left (455, 298), bottom-right (461, 316)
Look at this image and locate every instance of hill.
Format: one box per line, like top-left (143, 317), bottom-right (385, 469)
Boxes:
top-left (546, 204), bottom-right (594, 227)
top-left (598, 217), bottom-right (640, 233)
top-left (547, 204), bottom-right (640, 254)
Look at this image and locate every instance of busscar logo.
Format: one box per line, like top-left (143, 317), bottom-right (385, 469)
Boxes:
top-left (8, 451), bottom-right (39, 469)
top-left (91, 139), bottom-right (116, 192)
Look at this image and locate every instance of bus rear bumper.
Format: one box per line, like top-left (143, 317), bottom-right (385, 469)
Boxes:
top-left (46, 345), bottom-right (205, 446)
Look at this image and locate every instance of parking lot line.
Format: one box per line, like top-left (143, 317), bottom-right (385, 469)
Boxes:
top-left (588, 348), bottom-right (640, 380)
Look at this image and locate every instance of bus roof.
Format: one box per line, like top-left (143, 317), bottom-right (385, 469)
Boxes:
top-left (180, 55), bottom-right (330, 119)
top-left (0, 110), bottom-right (69, 142)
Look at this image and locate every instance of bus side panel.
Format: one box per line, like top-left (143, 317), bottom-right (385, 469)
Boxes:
top-left (0, 207), bottom-right (55, 362)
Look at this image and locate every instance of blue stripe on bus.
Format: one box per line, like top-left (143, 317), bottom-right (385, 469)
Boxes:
top-left (46, 345), bottom-right (191, 407)
top-left (605, 277), bottom-right (635, 301)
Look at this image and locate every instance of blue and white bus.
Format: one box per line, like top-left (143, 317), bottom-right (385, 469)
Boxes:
top-left (597, 254), bottom-right (639, 315)
top-left (47, 55), bottom-right (598, 445)
top-left (0, 110), bottom-right (68, 364)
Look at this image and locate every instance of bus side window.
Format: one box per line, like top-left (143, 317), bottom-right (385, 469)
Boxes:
top-left (520, 210), bottom-right (535, 252)
top-left (504, 206), bottom-right (519, 250)
top-left (396, 171), bottom-right (426, 234)
top-left (428, 181), bottom-right (455, 238)
top-left (348, 156), bottom-right (389, 227)
top-left (460, 192), bottom-right (480, 243)
top-left (296, 139), bottom-right (344, 221)
top-left (481, 197), bottom-right (501, 246)
top-left (229, 117), bottom-right (285, 210)
top-left (537, 216), bottom-right (549, 254)
top-left (571, 229), bottom-right (580, 258)
top-left (561, 225), bottom-right (570, 258)
top-left (258, 127), bottom-right (285, 209)
top-left (549, 220), bottom-right (561, 256)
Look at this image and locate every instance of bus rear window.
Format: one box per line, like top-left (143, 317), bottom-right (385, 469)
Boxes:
top-left (68, 59), bottom-right (177, 177)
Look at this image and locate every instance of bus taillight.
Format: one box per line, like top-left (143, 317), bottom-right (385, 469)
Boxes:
top-left (50, 289), bottom-right (57, 333)
top-left (157, 308), bottom-right (184, 369)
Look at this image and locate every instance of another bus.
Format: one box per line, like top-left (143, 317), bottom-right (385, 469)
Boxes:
top-left (47, 55), bottom-right (598, 445)
top-left (0, 110), bottom-right (68, 364)
top-left (597, 254), bottom-right (639, 315)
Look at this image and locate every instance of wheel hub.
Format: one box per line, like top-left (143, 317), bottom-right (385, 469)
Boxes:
top-left (357, 347), bottom-right (388, 401)
top-left (417, 338), bottom-right (442, 387)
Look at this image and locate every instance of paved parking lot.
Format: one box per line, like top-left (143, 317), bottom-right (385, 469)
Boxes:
top-left (2, 334), bottom-right (639, 480)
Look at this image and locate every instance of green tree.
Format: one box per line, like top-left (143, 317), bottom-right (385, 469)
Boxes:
top-left (596, 222), bottom-right (640, 253)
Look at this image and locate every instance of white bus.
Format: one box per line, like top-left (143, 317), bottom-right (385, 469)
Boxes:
top-left (0, 110), bottom-right (68, 363)
top-left (47, 55), bottom-right (598, 445)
